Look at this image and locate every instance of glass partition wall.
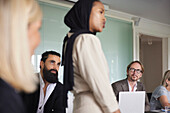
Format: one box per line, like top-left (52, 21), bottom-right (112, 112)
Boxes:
top-left (32, 1), bottom-right (133, 83)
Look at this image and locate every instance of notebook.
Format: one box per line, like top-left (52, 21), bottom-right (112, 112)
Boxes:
top-left (119, 91), bottom-right (145, 113)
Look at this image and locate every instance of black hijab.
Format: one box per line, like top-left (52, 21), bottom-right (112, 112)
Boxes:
top-left (61, 0), bottom-right (99, 107)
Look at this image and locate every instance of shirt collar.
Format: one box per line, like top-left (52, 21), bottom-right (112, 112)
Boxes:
top-left (39, 73), bottom-right (45, 88)
top-left (127, 79), bottom-right (137, 92)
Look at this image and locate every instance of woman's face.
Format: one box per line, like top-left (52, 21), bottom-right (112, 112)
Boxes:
top-left (166, 78), bottom-right (170, 87)
top-left (28, 20), bottom-right (42, 55)
top-left (89, 1), bottom-right (106, 33)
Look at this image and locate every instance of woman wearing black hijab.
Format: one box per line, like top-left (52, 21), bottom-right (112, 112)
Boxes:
top-left (62, 0), bottom-right (120, 113)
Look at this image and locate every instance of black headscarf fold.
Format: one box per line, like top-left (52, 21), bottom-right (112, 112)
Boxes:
top-left (61, 0), bottom-right (99, 107)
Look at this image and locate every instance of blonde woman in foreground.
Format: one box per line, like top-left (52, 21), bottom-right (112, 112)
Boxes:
top-left (0, 0), bottom-right (42, 113)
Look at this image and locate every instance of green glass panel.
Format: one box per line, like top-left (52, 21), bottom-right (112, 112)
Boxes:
top-left (35, 2), bottom-right (70, 54)
top-left (35, 1), bottom-right (133, 83)
top-left (97, 17), bottom-right (133, 83)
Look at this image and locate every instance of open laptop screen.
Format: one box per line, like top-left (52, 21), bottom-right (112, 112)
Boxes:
top-left (119, 91), bottom-right (145, 113)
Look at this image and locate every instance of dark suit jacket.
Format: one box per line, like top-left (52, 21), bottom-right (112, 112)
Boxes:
top-left (21, 82), bottom-right (66, 113)
top-left (0, 78), bottom-right (26, 113)
top-left (111, 78), bottom-right (150, 111)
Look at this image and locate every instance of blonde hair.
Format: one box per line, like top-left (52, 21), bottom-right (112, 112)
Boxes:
top-left (161, 70), bottom-right (170, 87)
top-left (0, 0), bottom-right (42, 92)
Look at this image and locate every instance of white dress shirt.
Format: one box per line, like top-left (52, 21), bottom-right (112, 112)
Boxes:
top-left (127, 80), bottom-right (137, 92)
top-left (37, 73), bottom-right (56, 113)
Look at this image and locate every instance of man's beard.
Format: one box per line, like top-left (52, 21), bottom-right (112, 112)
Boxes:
top-left (130, 75), bottom-right (138, 82)
top-left (43, 65), bottom-right (58, 83)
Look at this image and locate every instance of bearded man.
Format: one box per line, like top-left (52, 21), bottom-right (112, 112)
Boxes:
top-left (21, 51), bottom-right (66, 113)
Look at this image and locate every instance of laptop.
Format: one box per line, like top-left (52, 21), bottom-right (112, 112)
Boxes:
top-left (119, 91), bottom-right (145, 113)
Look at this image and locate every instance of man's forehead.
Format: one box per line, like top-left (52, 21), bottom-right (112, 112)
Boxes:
top-left (130, 63), bottom-right (141, 69)
top-left (47, 54), bottom-right (60, 61)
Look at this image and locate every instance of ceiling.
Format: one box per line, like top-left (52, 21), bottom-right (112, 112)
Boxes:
top-left (54, 0), bottom-right (170, 25)
top-left (100, 0), bottom-right (170, 25)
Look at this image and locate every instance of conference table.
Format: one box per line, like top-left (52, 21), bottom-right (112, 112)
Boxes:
top-left (145, 110), bottom-right (166, 113)
top-left (145, 111), bottom-right (165, 113)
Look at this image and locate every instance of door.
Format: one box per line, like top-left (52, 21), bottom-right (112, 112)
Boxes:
top-left (139, 34), bottom-right (168, 93)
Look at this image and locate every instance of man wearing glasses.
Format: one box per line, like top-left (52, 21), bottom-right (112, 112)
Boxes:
top-left (111, 61), bottom-right (150, 111)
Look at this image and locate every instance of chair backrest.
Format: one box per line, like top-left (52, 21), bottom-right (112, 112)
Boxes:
top-left (147, 92), bottom-right (152, 102)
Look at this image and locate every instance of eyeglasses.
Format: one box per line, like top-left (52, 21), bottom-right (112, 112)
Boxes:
top-left (129, 68), bottom-right (143, 74)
